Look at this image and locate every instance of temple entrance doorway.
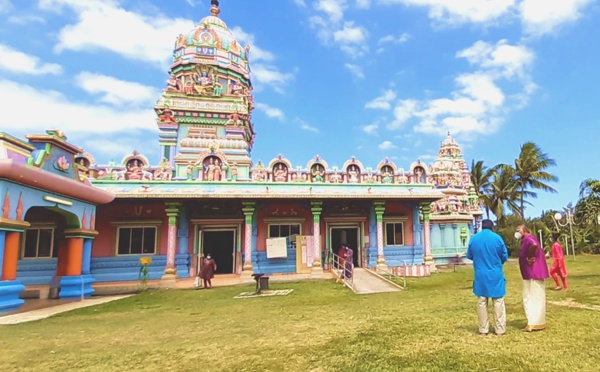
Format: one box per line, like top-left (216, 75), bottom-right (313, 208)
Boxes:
top-left (330, 226), bottom-right (360, 268)
top-left (200, 229), bottom-right (236, 274)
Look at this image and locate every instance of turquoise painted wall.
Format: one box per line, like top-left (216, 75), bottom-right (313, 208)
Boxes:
top-left (431, 222), bottom-right (471, 264)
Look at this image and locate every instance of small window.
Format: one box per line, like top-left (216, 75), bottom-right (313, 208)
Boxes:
top-left (22, 228), bottom-right (56, 258)
top-left (385, 223), bottom-right (404, 246)
top-left (268, 224), bottom-right (301, 239)
top-left (117, 227), bottom-right (157, 255)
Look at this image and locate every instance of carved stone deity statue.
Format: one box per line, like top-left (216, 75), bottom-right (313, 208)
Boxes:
top-left (311, 165), bottom-right (325, 183)
top-left (125, 160), bottom-right (143, 180)
top-left (273, 164), bottom-right (288, 182)
top-left (347, 165), bottom-right (359, 183)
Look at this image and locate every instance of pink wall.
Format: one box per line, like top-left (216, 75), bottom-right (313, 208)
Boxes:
top-left (93, 201), bottom-right (168, 257)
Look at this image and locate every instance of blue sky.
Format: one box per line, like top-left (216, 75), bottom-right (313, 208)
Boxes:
top-left (0, 0), bottom-right (599, 217)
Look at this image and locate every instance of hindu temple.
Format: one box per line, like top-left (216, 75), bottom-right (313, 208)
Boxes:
top-left (0, 0), bottom-right (482, 312)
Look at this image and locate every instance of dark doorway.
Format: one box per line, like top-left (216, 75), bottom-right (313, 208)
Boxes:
top-left (331, 227), bottom-right (359, 267)
top-left (202, 230), bottom-right (235, 274)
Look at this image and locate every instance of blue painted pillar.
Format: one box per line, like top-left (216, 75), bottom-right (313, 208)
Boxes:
top-left (368, 205), bottom-right (377, 267)
top-left (177, 206), bottom-right (189, 255)
top-left (412, 205), bottom-right (422, 246)
top-left (439, 224), bottom-right (446, 247)
top-left (0, 230), bottom-right (5, 275)
top-left (82, 238), bottom-right (93, 275)
top-left (0, 229), bottom-right (26, 313)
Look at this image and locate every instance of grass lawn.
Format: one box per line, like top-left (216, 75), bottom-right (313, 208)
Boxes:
top-left (2, 257), bottom-right (600, 371)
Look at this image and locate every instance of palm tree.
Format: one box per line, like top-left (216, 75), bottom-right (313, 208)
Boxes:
top-left (513, 142), bottom-right (558, 220)
top-left (576, 178), bottom-right (600, 225)
top-left (488, 165), bottom-right (523, 224)
top-left (470, 160), bottom-right (494, 219)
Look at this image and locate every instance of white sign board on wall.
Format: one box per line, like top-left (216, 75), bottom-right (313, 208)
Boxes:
top-left (266, 237), bottom-right (288, 258)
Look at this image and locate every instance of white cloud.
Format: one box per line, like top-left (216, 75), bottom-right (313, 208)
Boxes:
top-left (306, 0), bottom-right (369, 57)
top-left (356, 0), bottom-right (371, 8)
top-left (344, 63), bottom-right (365, 79)
top-left (333, 21), bottom-right (368, 44)
top-left (377, 33), bottom-right (410, 45)
top-left (294, 0), bottom-right (307, 7)
top-left (7, 15), bottom-right (46, 24)
top-left (381, 40), bottom-right (536, 137)
top-left (251, 65), bottom-right (295, 94)
top-left (388, 99), bottom-right (419, 129)
top-left (39, 0), bottom-right (195, 69)
top-left (519, 0), bottom-right (595, 36)
top-left (379, 0), bottom-right (516, 25)
top-left (365, 90), bottom-right (396, 110)
top-left (75, 72), bottom-right (160, 107)
top-left (229, 27), bottom-right (294, 93)
top-left (379, 0), bottom-right (595, 36)
top-left (73, 135), bottom-right (159, 165)
top-left (185, 0), bottom-right (201, 6)
top-left (0, 79), bottom-right (156, 135)
top-left (0, 0), bottom-right (12, 13)
top-left (362, 123), bottom-right (379, 135)
top-left (378, 141), bottom-right (397, 150)
top-left (231, 26), bottom-right (275, 62)
top-left (296, 118), bottom-right (320, 133)
top-left (0, 44), bottom-right (62, 75)
top-left (457, 39), bottom-right (534, 78)
top-left (314, 0), bottom-right (347, 23)
top-left (255, 102), bottom-right (285, 121)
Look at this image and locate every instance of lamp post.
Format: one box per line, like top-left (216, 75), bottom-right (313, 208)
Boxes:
top-left (554, 208), bottom-right (576, 261)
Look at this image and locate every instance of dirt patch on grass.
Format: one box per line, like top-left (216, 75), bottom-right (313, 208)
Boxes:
top-left (550, 298), bottom-right (600, 311)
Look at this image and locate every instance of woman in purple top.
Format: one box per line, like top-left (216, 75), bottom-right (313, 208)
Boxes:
top-left (516, 225), bottom-right (550, 332)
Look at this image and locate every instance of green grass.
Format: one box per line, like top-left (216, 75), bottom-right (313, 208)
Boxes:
top-left (2, 257), bottom-right (600, 371)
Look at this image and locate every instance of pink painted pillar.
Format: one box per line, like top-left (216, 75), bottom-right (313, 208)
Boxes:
top-left (374, 201), bottom-right (386, 267)
top-left (242, 202), bottom-right (255, 272)
top-left (420, 203), bottom-right (434, 267)
top-left (163, 202), bottom-right (180, 278)
top-left (311, 201), bottom-right (322, 268)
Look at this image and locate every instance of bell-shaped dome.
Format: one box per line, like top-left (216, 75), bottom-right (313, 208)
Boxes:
top-left (171, 0), bottom-right (250, 79)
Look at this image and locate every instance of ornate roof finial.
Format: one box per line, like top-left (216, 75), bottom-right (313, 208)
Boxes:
top-left (210, 0), bottom-right (220, 17)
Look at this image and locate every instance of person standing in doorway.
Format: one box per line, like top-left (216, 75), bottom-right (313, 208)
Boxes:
top-left (466, 219), bottom-right (509, 336)
top-left (343, 245), bottom-right (354, 279)
top-left (200, 254), bottom-right (217, 289)
top-left (516, 225), bottom-right (550, 332)
top-left (549, 233), bottom-right (568, 291)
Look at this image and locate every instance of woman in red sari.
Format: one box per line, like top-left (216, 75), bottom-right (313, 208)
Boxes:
top-left (549, 233), bottom-right (568, 290)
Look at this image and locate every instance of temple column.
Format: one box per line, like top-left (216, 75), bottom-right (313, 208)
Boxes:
top-left (59, 230), bottom-right (98, 299)
top-left (82, 238), bottom-right (93, 275)
top-left (420, 202), bottom-right (436, 272)
top-left (374, 201), bottom-right (387, 271)
top-left (242, 202), bottom-right (255, 274)
top-left (310, 201), bottom-right (323, 277)
top-left (0, 230), bottom-right (26, 312)
top-left (162, 202), bottom-right (181, 284)
top-left (177, 205), bottom-right (190, 277)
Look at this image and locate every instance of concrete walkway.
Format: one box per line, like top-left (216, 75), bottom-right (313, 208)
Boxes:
top-left (352, 268), bottom-right (402, 295)
top-left (0, 295), bottom-right (133, 325)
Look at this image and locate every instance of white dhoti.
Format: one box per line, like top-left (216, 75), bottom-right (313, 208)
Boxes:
top-left (522, 279), bottom-right (546, 330)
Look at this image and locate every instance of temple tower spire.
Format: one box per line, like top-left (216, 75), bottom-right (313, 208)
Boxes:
top-left (210, 0), bottom-right (220, 17)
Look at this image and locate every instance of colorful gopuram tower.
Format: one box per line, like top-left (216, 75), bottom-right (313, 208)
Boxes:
top-left (427, 132), bottom-right (483, 263)
top-left (156, 0), bottom-right (254, 181)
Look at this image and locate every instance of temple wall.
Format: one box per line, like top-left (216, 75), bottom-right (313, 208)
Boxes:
top-left (430, 221), bottom-right (471, 264)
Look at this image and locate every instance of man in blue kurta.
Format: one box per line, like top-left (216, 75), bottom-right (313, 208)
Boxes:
top-left (466, 219), bottom-right (509, 336)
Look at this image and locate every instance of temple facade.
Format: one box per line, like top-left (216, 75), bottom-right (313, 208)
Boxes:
top-left (0, 1), bottom-right (482, 312)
